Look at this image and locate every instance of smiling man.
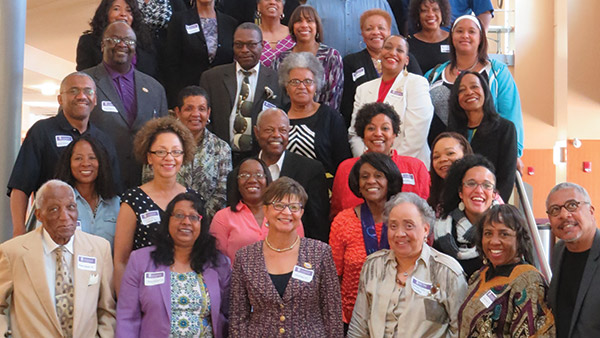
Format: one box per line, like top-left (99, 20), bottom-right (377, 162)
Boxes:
top-left (546, 182), bottom-right (600, 338)
top-left (7, 72), bottom-right (121, 237)
top-left (0, 180), bottom-right (116, 337)
top-left (200, 22), bottom-right (282, 166)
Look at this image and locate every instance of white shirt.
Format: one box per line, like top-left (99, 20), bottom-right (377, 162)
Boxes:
top-left (229, 62), bottom-right (261, 143)
top-left (42, 228), bottom-right (74, 304)
top-left (259, 150), bottom-right (286, 180)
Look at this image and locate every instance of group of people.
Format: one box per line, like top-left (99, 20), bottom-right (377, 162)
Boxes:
top-left (0, 0), bottom-right (594, 338)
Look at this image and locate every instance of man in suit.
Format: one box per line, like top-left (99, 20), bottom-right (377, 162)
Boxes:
top-left (547, 182), bottom-right (600, 338)
top-left (200, 22), bottom-right (282, 166)
top-left (84, 21), bottom-right (168, 189)
top-left (7, 72), bottom-right (121, 238)
top-left (0, 180), bottom-right (116, 338)
top-left (254, 108), bottom-right (329, 242)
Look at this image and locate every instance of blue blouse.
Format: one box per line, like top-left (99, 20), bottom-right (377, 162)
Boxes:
top-left (74, 188), bottom-right (120, 249)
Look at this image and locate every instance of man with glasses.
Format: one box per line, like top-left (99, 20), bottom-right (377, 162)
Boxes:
top-left (200, 23), bottom-right (282, 166)
top-left (546, 182), bottom-right (600, 338)
top-left (7, 72), bottom-right (121, 237)
top-left (83, 21), bottom-right (168, 189)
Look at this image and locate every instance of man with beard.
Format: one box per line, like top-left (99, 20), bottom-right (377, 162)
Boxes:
top-left (7, 72), bottom-right (120, 237)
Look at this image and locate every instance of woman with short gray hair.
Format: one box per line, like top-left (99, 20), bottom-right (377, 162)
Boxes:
top-left (278, 52), bottom-right (351, 181)
top-left (348, 192), bottom-right (467, 337)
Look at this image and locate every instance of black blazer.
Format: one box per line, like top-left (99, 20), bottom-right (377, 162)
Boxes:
top-left (165, 9), bottom-right (237, 107)
top-left (340, 48), bottom-right (422, 127)
top-left (217, 0), bottom-right (299, 25)
top-left (280, 151), bottom-right (330, 243)
top-left (76, 33), bottom-right (159, 80)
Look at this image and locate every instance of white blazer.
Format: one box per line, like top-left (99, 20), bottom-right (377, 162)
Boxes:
top-left (348, 72), bottom-right (434, 168)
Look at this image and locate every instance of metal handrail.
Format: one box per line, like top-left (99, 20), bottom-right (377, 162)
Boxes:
top-left (514, 170), bottom-right (552, 283)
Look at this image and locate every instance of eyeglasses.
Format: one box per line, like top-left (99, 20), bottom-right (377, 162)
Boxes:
top-left (171, 213), bottom-right (202, 223)
top-left (62, 87), bottom-right (95, 97)
top-left (148, 150), bottom-right (184, 158)
top-left (104, 36), bottom-right (136, 46)
top-left (462, 180), bottom-right (495, 191)
top-left (237, 173), bottom-right (266, 180)
top-left (270, 202), bottom-right (303, 213)
top-left (287, 79), bottom-right (315, 87)
top-left (233, 41), bottom-right (262, 49)
top-left (546, 200), bottom-right (590, 217)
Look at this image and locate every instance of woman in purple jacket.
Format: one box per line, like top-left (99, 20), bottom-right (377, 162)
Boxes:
top-left (116, 192), bottom-right (231, 337)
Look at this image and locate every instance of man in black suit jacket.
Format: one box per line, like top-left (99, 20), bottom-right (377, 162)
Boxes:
top-left (547, 182), bottom-right (600, 338)
top-left (254, 108), bottom-right (330, 242)
top-left (84, 21), bottom-right (168, 189)
top-left (200, 23), bottom-right (282, 166)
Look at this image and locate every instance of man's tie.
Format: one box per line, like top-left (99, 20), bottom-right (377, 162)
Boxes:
top-left (55, 246), bottom-right (74, 338)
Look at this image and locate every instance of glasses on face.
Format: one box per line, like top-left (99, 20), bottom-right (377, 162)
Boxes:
top-left (270, 202), bottom-right (303, 213)
top-left (287, 79), bottom-right (314, 87)
top-left (104, 36), bottom-right (136, 46)
top-left (233, 41), bottom-right (262, 49)
top-left (237, 172), bottom-right (266, 180)
top-left (62, 87), bottom-right (95, 97)
top-left (462, 180), bottom-right (495, 191)
top-left (148, 150), bottom-right (184, 158)
top-left (171, 213), bottom-right (202, 223)
top-left (546, 200), bottom-right (590, 217)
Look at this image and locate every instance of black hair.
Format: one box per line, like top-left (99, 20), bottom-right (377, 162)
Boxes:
top-left (85, 0), bottom-right (152, 49)
top-left (354, 102), bottom-right (401, 139)
top-left (448, 70), bottom-right (499, 135)
top-left (176, 85), bottom-right (211, 109)
top-left (409, 0), bottom-right (451, 32)
top-left (348, 152), bottom-right (403, 200)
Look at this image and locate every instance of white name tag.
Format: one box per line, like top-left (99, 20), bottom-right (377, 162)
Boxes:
top-left (479, 289), bottom-right (497, 308)
top-left (411, 276), bottom-right (432, 296)
top-left (262, 100), bottom-right (276, 111)
top-left (186, 23), bottom-right (200, 34)
top-left (440, 44), bottom-right (450, 53)
top-left (401, 173), bottom-right (415, 185)
top-left (55, 135), bottom-right (73, 148)
top-left (101, 101), bottom-right (118, 113)
top-left (77, 255), bottom-right (97, 271)
top-left (291, 265), bottom-right (314, 283)
top-left (140, 210), bottom-right (161, 225)
top-left (352, 67), bottom-right (365, 82)
top-left (144, 271), bottom-right (165, 286)
top-left (390, 89), bottom-right (403, 97)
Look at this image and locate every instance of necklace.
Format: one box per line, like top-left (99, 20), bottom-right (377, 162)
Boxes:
top-left (265, 235), bottom-right (300, 252)
top-left (455, 59), bottom-right (479, 75)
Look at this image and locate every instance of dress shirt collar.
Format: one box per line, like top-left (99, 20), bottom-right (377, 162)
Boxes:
top-left (235, 61), bottom-right (260, 76)
top-left (55, 110), bottom-right (90, 134)
top-left (73, 187), bottom-right (107, 206)
top-left (258, 150), bottom-right (286, 180)
top-left (385, 243), bottom-right (432, 270)
top-left (42, 227), bottom-right (74, 255)
top-left (103, 61), bottom-right (134, 79)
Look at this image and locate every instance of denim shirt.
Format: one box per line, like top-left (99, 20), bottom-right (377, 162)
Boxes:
top-left (75, 188), bottom-right (120, 249)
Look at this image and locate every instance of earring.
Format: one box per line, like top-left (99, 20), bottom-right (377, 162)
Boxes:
top-left (316, 32), bottom-right (320, 41)
top-left (257, 11), bottom-right (262, 19)
top-left (265, 222), bottom-right (270, 228)
top-left (458, 201), bottom-right (465, 211)
top-left (207, 118), bottom-right (211, 124)
top-left (483, 257), bottom-right (488, 265)
top-left (403, 66), bottom-right (408, 77)
top-left (280, 13), bottom-right (285, 20)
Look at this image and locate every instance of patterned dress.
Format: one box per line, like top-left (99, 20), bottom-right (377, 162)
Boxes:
top-left (458, 264), bottom-right (555, 337)
top-left (170, 271), bottom-right (213, 337)
top-left (260, 35), bottom-right (295, 68)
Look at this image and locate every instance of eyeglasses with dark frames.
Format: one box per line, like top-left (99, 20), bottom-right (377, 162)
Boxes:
top-left (546, 200), bottom-right (590, 217)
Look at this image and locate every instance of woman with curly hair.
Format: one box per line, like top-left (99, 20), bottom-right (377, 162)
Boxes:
top-left (113, 116), bottom-right (196, 294)
top-left (76, 0), bottom-right (158, 79)
top-left (407, 0), bottom-right (451, 74)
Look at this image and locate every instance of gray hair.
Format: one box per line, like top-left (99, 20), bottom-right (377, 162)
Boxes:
top-left (35, 179), bottom-right (75, 210)
top-left (277, 52), bottom-right (324, 91)
top-left (384, 192), bottom-right (435, 226)
top-left (60, 72), bottom-right (96, 93)
top-left (255, 108), bottom-right (289, 129)
top-left (546, 182), bottom-right (592, 208)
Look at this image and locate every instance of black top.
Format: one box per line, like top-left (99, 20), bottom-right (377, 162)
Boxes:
top-left (407, 35), bottom-right (451, 74)
top-left (217, 0), bottom-right (299, 25)
top-left (7, 111), bottom-right (122, 196)
top-left (269, 271), bottom-right (293, 298)
top-left (557, 249), bottom-right (590, 338)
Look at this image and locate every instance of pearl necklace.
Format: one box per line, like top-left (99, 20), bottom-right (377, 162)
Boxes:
top-left (265, 235), bottom-right (300, 253)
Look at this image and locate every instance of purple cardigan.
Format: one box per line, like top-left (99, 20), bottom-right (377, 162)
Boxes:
top-left (116, 246), bottom-right (231, 338)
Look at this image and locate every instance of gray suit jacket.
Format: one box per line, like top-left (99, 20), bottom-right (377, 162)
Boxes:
top-left (199, 63), bottom-right (282, 151)
top-left (83, 64), bottom-right (168, 189)
top-left (549, 229), bottom-right (600, 337)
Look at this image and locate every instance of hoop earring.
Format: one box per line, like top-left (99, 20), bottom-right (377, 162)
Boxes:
top-left (280, 13), bottom-right (285, 20)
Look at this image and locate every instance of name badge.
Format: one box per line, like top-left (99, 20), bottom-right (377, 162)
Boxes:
top-left (401, 173), bottom-right (415, 185)
top-left (262, 100), bottom-right (276, 111)
top-left (479, 290), bottom-right (497, 308)
top-left (291, 265), bottom-right (314, 283)
top-left (101, 101), bottom-right (118, 113)
top-left (440, 44), bottom-right (450, 53)
top-left (352, 67), bottom-right (365, 82)
top-left (140, 210), bottom-right (161, 225)
top-left (144, 271), bottom-right (165, 286)
top-left (55, 135), bottom-right (73, 148)
top-left (411, 276), bottom-right (432, 296)
top-left (77, 255), bottom-right (97, 271)
top-left (186, 23), bottom-right (200, 34)
top-left (390, 89), bottom-right (403, 97)
top-left (76, 220), bottom-right (82, 230)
